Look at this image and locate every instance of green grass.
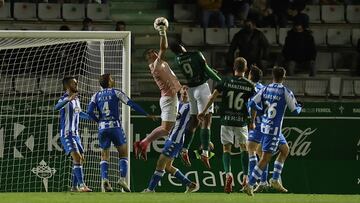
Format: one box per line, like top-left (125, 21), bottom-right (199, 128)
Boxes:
top-left (0, 193), bottom-right (359, 203)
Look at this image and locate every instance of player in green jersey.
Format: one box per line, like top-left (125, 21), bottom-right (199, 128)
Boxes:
top-left (170, 42), bottom-right (222, 169)
top-left (198, 57), bottom-right (256, 193)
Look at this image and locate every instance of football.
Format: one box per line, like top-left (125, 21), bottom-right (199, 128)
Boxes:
top-left (153, 17), bottom-right (169, 31)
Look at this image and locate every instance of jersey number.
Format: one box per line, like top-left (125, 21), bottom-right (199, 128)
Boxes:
top-left (265, 101), bottom-right (277, 119)
top-left (102, 101), bottom-right (110, 116)
top-left (182, 63), bottom-right (193, 78)
top-left (227, 91), bottom-right (244, 110)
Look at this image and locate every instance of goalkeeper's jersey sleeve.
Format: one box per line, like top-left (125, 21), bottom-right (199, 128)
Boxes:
top-left (216, 76), bottom-right (256, 127)
top-left (174, 51), bottom-right (210, 87)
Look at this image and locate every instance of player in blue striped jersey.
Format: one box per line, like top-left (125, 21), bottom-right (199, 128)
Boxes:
top-left (143, 86), bottom-right (197, 193)
top-left (87, 74), bottom-right (155, 192)
top-left (54, 76), bottom-right (92, 192)
top-left (244, 67), bottom-right (303, 196)
top-left (246, 65), bottom-right (271, 192)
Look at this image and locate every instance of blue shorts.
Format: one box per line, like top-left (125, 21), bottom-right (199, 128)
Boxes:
top-left (98, 127), bottom-right (127, 149)
top-left (261, 133), bottom-right (288, 153)
top-left (248, 128), bottom-right (263, 143)
top-left (162, 139), bottom-right (183, 159)
top-left (60, 135), bottom-right (84, 155)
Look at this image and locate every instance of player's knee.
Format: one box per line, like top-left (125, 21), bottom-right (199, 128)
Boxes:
top-left (101, 149), bottom-right (110, 161)
top-left (279, 144), bottom-right (290, 158)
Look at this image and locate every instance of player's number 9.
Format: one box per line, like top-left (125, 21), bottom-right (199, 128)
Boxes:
top-left (102, 101), bottom-right (111, 116)
top-left (182, 63), bottom-right (193, 78)
top-left (227, 91), bottom-right (244, 110)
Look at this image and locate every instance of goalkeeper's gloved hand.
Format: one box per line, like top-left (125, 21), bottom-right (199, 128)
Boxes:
top-left (158, 25), bottom-right (166, 36)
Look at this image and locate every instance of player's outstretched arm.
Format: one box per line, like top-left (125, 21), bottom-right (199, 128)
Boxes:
top-left (199, 52), bottom-right (222, 82)
top-left (79, 112), bottom-right (92, 121)
top-left (198, 89), bottom-right (220, 121)
top-left (86, 102), bottom-right (99, 122)
top-left (285, 89), bottom-right (302, 115)
top-left (115, 89), bottom-right (156, 121)
top-left (154, 17), bottom-right (168, 59)
top-left (54, 93), bottom-right (77, 111)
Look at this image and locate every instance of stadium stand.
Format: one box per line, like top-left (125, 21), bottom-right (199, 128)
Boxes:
top-left (0, 2), bottom-right (12, 20)
top-left (321, 5), bottom-right (345, 23)
top-left (14, 3), bottom-right (37, 21)
top-left (87, 3), bottom-right (111, 21)
top-left (346, 5), bottom-right (360, 23)
top-left (62, 3), bottom-right (86, 21)
top-left (0, 0), bottom-right (359, 100)
top-left (38, 3), bottom-right (62, 21)
top-left (205, 28), bottom-right (228, 45)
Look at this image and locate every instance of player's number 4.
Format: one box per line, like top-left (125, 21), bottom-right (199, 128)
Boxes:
top-left (102, 101), bottom-right (111, 116)
top-left (227, 91), bottom-right (244, 110)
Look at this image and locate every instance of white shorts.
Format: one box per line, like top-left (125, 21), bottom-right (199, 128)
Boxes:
top-left (160, 96), bottom-right (178, 122)
top-left (188, 82), bottom-right (213, 115)
top-left (221, 125), bottom-right (248, 148)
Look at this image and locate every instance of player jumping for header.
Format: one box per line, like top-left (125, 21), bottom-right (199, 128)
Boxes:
top-left (134, 17), bottom-right (182, 160)
top-left (169, 42), bottom-right (222, 168)
top-left (54, 76), bottom-right (92, 192)
top-left (87, 74), bottom-right (155, 192)
top-left (243, 67), bottom-right (303, 196)
top-left (198, 57), bottom-right (256, 193)
top-left (143, 87), bottom-right (197, 193)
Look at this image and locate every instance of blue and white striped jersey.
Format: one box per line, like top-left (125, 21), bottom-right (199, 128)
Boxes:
top-left (250, 83), bottom-right (302, 136)
top-left (253, 82), bottom-right (265, 132)
top-left (168, 102), bottom-right (191, 143)
top-left (57, 92), bottom-right (82, 137)
top-left (89, 88), bottom-right (129, 128)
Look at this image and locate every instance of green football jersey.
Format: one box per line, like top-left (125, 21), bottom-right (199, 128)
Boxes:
top-left (216, 76), bottom-right (256, 127)
top-left (174, 51), bottom-right (210, 87)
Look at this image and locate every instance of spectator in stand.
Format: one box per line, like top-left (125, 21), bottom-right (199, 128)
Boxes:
top-left (227, 16), bottom-right (269, 73)
top-left (288, 0), bottom-right (309, 28)
top-left (59, 25), bottom-right (70, 30)
top-left (197, 0), bottom-right (226, 28)
top-left (250, 0), bottom-right (276, 27)
top-left (221, 0), bottom-right (253, 27)
top-left (282, 16), bottom-right (316, 76)
top-left (270, 0), bottom-right (290, 27)
top-left (0, 0), bottom-right (4, 8)
top-left (82, 17), bottom-right (94, 31)
top-left (115, 21), bottom-right (135, 53)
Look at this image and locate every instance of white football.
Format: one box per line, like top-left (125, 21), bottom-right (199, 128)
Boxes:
top-left (153, 17), bottom-right (169, 31)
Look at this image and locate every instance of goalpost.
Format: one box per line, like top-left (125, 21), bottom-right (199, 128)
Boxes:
top-left (0, 31), bottom-right (131, 192)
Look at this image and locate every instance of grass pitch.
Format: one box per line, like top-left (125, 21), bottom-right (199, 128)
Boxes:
top-left (0, 193), bottom-right (359, 203)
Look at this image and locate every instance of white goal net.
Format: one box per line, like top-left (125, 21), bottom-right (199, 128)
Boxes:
top-left (0, 31), bottom-right (131, 192)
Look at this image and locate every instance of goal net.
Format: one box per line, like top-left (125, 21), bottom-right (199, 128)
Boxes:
top-left (0, 31), bottom-right (131, 192)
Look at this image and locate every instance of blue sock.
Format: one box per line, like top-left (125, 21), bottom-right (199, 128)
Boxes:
top-left (249, 165), bottom-right (263, 186)
top-left (148, 170), bottom-right (165, 191)
top-left (73, 164), bottom-right (84, 185)
top-left (119, 158), bottom-right (128, 178)
top-left (272, 161), bottom-right (284, 180)
top-left (100, 161), bottom-right (109, 180)
top-left (260, 163), bottom-right (269, 184)
top-left (72, 168), bottom-right (78, 187)
top-left (248, 154), bottom-right (258, 177)
top-left (174, 169), bottom-right (191, 186)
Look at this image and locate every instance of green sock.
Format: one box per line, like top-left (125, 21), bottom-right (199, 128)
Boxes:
top-left (200, 128), bottom-right (210, 150)
top-left (241, 151), bottom-right (249, 176)
top-left (222, 152), bottom-right (231, 173)
top-left (182, 129), bottom-right (194, 150)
